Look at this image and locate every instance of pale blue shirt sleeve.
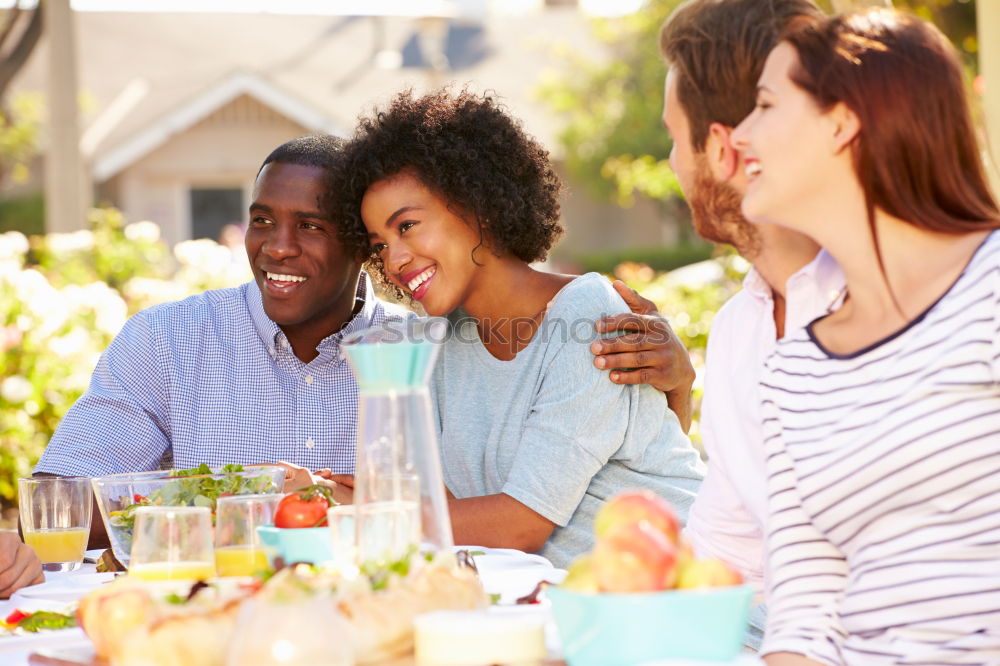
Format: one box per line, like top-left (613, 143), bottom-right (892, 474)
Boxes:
top-left (433, 274), bottom-right (704, 567)
top-left (500, 332), bottom-right (629, 526)
top-left (499, 278), bottom-right (703, 541)
top-left (35, 310), bottom-right (172, 476)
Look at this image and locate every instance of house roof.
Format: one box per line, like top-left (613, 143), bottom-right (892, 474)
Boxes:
top-left (12, 9), bottom-right (607, 181)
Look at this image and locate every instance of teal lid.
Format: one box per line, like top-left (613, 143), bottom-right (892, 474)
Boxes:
top-left (342, 319), bottom-right (446, 391)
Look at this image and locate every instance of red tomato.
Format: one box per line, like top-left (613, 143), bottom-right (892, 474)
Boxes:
top-left (5, 610), bottom-right (27, 625)
top-left (273, 486), bottom-right (334, 528)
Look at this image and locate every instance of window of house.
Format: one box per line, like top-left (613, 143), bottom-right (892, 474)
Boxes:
top-left (189, 188), bottom-right (243, 241)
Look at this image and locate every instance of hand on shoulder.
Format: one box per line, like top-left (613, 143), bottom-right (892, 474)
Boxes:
top-left (590, 280), bottom-right (695, 432)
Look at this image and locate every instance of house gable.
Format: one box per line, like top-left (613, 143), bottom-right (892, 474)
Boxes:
top-left (93, 71), bottom-right (342, 182)
top-left (103, 92), bottom-right (323, 247)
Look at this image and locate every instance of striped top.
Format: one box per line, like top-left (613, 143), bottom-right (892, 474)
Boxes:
top-left (759, 231), bottom-right (1000, 665)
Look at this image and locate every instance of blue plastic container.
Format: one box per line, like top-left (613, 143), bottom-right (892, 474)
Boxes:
top-left (548, 584), bottom-right (752, 665)
top-left (256, 525), bottom-right (333, 566)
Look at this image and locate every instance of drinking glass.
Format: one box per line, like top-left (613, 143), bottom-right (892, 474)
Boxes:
top-left (129, 506), bottom-right (215, 581)
top-left (214, 493), bottom-right (282, 577)
top-left (327, 504), bottom-right (357, 574)
top-left (18, 477), bottom-right (92, 572)
top-left (356, 473), bottom-right (422, 565)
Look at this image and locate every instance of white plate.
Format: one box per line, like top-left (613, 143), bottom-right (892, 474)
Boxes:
top-left (481, 567), bottom-right (566, 604)
top-left (10, 572), bottom-right (117, 604)
top-left (0, 627), bottom-right (87, 655)
top-left (0, 598), bottom-right (84, 654)
top-left (454, 546), bottom-right (565, 604)
top-left (455, 546), bottom-right (556, 571)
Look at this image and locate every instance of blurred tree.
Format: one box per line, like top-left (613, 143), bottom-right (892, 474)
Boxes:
top-left (537, 0), bottom-right (694, 242)
top-left (896, 1), bottom-right (977, 71)
top-left (0, 2), bottom-right (43, 187)
top-left (0, 3), bottom-right (42, 101)
top-left (817, 0), bottom-right (978, 71)
top-left (540, 0), bottom-right (977, 249)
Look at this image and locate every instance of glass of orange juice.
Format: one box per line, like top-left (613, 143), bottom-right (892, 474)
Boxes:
top-left (214, 493), bottom-right (282, 577)
top-left (18, 476), bottom-right (92, 572)
top-left (129, 506), bottom-right (215, 581)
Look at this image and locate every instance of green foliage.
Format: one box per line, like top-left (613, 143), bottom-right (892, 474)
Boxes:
top-left (539, 0), bottom-right (977, 214)
top-left (30, 208), bottom-right (173, 291)
top-left (537, 0), bottom-right (682, 206)
top-left (817, 1), bottom-right (978, 71)
top-left (0, 208), bottom-right (250, 505)
top-left (0, 93), bottom-right (41, 186)
top-left (0, 193), bottom-right (43, 235)
top-left (574, 242), bottom-right (712, 275)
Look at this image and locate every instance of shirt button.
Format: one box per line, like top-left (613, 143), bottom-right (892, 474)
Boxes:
top-left (305, 437), bottom-right (315, 449)
top-left (268, 348), bottom-right (276, 357)
top-left (281, 339), bottom-right (290, 349)
top-left (305, 375), bottom-right (314, 385)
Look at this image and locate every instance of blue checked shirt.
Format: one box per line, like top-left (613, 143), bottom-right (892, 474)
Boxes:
top-left (35, 273), bottom-right (412, 477)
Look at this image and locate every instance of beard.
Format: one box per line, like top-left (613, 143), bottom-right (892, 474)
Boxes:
top-left (687, 155), bottom-right (760, 258)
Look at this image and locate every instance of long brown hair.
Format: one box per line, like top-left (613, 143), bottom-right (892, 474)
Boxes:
top-left (783, 9), bottom-right (1000, 255)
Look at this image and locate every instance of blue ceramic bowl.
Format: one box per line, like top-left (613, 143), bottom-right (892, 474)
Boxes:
top-left (256, 525), bottom-right (333, 566)
top-left (548, 584), bottom-right (752, 666)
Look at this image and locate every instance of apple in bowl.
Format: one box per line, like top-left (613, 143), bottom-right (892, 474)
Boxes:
top-left (550, 490), bottom-right (751, 666)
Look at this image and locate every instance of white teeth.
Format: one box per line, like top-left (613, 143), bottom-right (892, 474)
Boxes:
top-left (407, 267), bottom-right (436, 292)
top-left (746, 163), bottom-right (761, 178)
top-left (267, 272), bottom-right (306, 283)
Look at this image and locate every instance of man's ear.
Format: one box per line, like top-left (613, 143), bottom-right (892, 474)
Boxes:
top-left (830, 102), bottom-right (860, 153)
top-left (705, 122), bottom-right (739, 181)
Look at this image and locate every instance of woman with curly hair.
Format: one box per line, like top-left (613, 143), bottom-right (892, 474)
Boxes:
top-left (333, 89), bottom-right (704, 567)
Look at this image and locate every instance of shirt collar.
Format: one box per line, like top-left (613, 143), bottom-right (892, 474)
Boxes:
top-left (741, 249), bottom-right (845, 305)
top-left (319, 272), bottom-right (378, 350)
top-left (247, 271), bottom-right (380, 355)
top-left (787, 249), bottom-right (846, 306)
top-left (741, 264), bottom-right (773, 302)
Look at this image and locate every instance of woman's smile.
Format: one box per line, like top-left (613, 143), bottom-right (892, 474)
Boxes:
top-left (361, 171), bottom-right (484, 317)
top-left (401, 265), bottom-right (437, 301)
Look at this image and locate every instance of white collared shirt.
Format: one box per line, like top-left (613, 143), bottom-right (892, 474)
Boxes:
top-left (684, 249), bottom-right (845, 597)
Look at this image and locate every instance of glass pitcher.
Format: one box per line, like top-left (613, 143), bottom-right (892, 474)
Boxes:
top-left (342, 318), bottom-right (453, 566)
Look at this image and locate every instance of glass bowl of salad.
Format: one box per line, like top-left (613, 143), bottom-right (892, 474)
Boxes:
top-left (91, 464), bottom-right (286, 568)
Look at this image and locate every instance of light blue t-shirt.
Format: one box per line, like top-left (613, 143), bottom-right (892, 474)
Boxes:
top-left (432, 273), bottom-right (705, 567)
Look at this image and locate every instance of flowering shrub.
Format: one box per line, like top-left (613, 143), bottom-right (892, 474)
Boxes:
top-left (0, 208), bottom-right (250, 504)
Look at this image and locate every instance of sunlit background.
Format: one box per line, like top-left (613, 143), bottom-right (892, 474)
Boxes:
top-left (0, 0), bottom-right (996, 518)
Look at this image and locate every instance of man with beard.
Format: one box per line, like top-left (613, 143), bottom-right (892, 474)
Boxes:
top-left (654, 0), bottom-right (844, 649)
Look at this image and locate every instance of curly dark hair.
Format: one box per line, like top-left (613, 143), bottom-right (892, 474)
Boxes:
top-left (329, 88), bottom-right (563, 295)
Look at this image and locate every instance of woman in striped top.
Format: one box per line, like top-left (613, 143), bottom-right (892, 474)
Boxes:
top-left (730, 9), bottom-right (1000, 666)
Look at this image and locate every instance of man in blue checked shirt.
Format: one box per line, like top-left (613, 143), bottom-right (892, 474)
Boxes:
top-left (36, 135), bottom-right (406, 485)
top-left (34, 135), bottom-right (694, 547)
